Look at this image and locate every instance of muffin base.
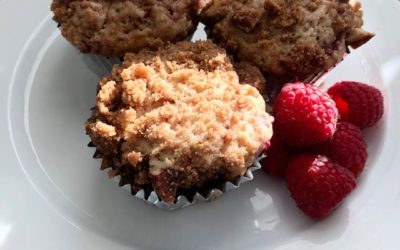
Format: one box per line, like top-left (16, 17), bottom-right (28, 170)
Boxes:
top-left (89, 141), bottom-right (262, 210)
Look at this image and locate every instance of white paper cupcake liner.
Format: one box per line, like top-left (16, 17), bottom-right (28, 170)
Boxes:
top-left (80, 54), bottom-right (121, 77)
top-left (112, 158), bottom-right (262, 210)
top-left (90, 139), bottom-right (263, 210)
top-left (80, 35), bottom-right (195, 78)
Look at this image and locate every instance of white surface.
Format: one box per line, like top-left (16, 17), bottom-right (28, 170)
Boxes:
top-left (0, 0), bottom-right (399, 249)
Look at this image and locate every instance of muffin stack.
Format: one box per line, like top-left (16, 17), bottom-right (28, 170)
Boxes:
top-left (51, 0), bottom-right (373, 207)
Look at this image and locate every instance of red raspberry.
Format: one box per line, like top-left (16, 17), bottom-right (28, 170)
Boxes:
top-left (313, 122), bottom-right (368, 177)
top-left (286, 154), bottom-right (356, 219)
top-left (261, 136), bottom-right (292, 177)
top-left (273, 82), bottom-right (338, 147)
top-left (328, 81), bottom-right (384, 129)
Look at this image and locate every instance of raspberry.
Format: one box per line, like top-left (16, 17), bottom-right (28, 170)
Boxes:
top-left (261, 136), bottom-right (292, 177)
top-left (328, 81), bottom-right (384, 129)
top-left (313, 122), bottom-right (368, 177)
top-left (273, 82), bottom-right (338, 147)
top-left (286, 154), bottom-right (356, 219)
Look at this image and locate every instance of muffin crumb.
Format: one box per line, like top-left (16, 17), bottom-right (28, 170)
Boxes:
top-left (201, 0), bottom-right (374, 79)
top-left (51, 0), bottom-right (201, 57)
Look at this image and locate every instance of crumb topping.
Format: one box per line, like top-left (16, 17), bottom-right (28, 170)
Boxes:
top-left (200, 0), bottom-right (374, 79)
top-left (51, 0), bottom-right (201, 57)
top-left (86, 41), bottom-right (273, 192)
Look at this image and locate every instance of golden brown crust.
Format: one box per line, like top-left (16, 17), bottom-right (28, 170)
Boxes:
top-left (234, 61), bottom-right (268, 96)
top-left (200, 0), bottom-right (374, 79)
top-left (51, 0), bottom-right (201, 57)
top-left (86, 41), bottom-right (273, 202)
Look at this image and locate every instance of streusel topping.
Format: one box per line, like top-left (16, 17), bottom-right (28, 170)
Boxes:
top-left (86, 41), bottom-right (273, 195)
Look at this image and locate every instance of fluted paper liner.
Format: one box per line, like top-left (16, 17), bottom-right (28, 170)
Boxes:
top-left (79, 34), bottom-right (195, 77)
top-left (89, 141), bottom-right (263, 210)
top-left (81, 54), bottom-right (121, 77)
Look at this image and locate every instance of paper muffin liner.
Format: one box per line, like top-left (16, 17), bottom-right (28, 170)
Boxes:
top-left (303, 52), bottom-right (349, 87)
top-left (264, 51), bottom-right (349, 105)
top-left (89, 142), bottom-right (263, 210)
top-left (80, 54), bottom-right (121, 77)
top-left (80, 35), bottom-right (195, 78)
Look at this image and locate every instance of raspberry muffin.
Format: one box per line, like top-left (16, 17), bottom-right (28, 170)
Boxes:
top-left (51, 0), bottom-right (203, 57)
top-left (86, 41), bottom-right (273, 203)
top-left (200, 0), bottom-right (374, 80)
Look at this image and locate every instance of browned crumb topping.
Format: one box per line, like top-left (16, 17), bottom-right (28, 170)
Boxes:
top-left (51, 0), bottom-right (201, 57)
top-left (86, 41), bottom-right (273, 203)
top-left (234, 61), bottom-right (268, 97)
top-left (200, 0), bottom-right (374, 79)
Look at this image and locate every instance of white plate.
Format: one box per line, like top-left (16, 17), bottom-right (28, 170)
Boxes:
top-left (1, 0), bottom-right (399, 249)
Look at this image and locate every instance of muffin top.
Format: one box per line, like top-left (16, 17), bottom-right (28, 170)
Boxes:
top-left (51, 0), bottom-right (203, 57)
top-left (86, 41), bottom-right (273, 202)
top-left (234, 61), bottom-right (268, 97)
top-left (200, 0), bottom-right (374, 79)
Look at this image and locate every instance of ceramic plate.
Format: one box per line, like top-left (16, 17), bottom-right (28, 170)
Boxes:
top-left (1, 0), bottom-right (400, 249)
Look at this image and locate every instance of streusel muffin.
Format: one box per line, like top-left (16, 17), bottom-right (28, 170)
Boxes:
top-left (200, 0), bottom-right (374, 80)
top-left (86, 41), bottom-right (273, 203)
top-left (51, 0), bottom-right (203, 57)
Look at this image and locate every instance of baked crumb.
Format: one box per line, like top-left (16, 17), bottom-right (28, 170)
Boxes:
top-left (86, 41), bottom-right (273, 203)
top-left (51, 0), bottom-right (201, 57)
top-left (234, 61), bottom-right (268, 97)
top-left (200, 0), bottom-right (374, 79)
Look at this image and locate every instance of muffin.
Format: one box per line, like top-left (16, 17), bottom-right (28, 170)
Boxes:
top-left (51, 0), bottom-right (203, 57)
top-left (85, 41), bottom-right (274, 204)
top-left (200, 0), bottom-right (374, 80)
